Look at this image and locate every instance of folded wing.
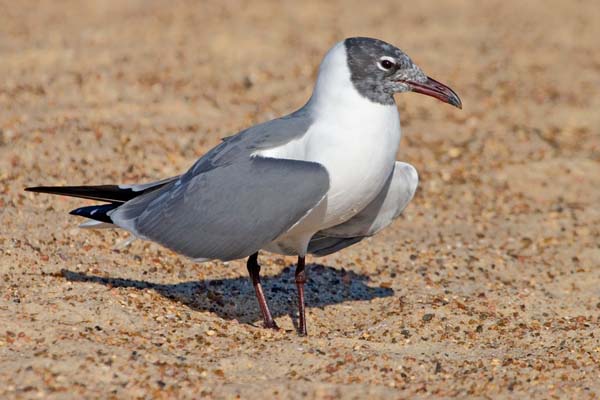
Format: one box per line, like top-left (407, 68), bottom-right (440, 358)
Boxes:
top-left (111, 157), bottom-right (329, 261)
top-left (308, 161), bottom-right (418, 256)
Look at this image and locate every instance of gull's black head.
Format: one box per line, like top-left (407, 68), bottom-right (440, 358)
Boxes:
top-left (344, 37), bottom-right (462, 109)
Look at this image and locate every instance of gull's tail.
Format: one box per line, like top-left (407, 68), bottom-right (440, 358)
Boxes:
top-left (25, 176), bottom-right (179, 225)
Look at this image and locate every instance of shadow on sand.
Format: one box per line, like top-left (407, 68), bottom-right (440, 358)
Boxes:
top-left (60, 263), bottom-right (393, 329)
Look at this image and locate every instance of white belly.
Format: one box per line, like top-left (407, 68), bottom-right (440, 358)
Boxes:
top-left (258, 102), bottom-right (401, 256)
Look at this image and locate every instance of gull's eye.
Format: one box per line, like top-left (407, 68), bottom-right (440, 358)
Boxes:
top-left (378, 57), bottom-right (395, 71)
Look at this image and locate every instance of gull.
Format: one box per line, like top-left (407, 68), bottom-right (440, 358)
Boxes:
top-left (26, 37), bottom-right (461, 335)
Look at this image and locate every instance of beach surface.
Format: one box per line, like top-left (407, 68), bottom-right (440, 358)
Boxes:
top-left (1, 0), bottom-right (599, 398)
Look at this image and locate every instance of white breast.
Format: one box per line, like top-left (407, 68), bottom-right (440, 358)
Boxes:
top-left (304, 100), bottom-right (400, 225)
top-left (258, 41), bottom-right (401, 255)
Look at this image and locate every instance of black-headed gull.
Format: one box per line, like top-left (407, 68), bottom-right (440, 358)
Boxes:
top-left (27, 37), bottom-right (461, 335)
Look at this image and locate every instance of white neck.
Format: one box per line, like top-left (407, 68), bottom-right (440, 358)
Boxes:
top-left (305, 41), bottom-right (397, 121)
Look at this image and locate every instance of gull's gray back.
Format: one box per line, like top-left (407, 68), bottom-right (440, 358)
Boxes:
top-left (188, 107), bottom-right (313, 176)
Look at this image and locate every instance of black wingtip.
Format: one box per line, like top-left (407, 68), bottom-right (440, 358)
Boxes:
top-left (23, 181), bottom-right (175, 203)
top-left (23, 184), bottom-right (135, 203)
top-left (25, 186), bottom-right (69, 196)
top-left (25, 186), bottom-right (77, 195)
top-left (69, 204), bottom-right (119, 224)
top-left (68, 208), bottom-right (83, 216)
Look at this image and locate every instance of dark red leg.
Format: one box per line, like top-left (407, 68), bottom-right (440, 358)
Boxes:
top-left (295, 256), bottom-right (308, 336)
top-left (247, 252), bottom-right (278, 329)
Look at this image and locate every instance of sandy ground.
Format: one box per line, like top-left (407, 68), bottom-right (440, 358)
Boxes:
top-left (1, 0), bottom-right (599, 398)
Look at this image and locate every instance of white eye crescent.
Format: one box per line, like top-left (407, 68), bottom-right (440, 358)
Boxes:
top-left (377, 56), bottom-right (396, 71)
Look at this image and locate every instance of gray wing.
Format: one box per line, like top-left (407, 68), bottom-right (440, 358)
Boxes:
top-left (188, 107), bottom-right (313, 176)
top-left (308, 161), bottom-right (418, 256)
top-left (110, 157), bottom-right (329, 261)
